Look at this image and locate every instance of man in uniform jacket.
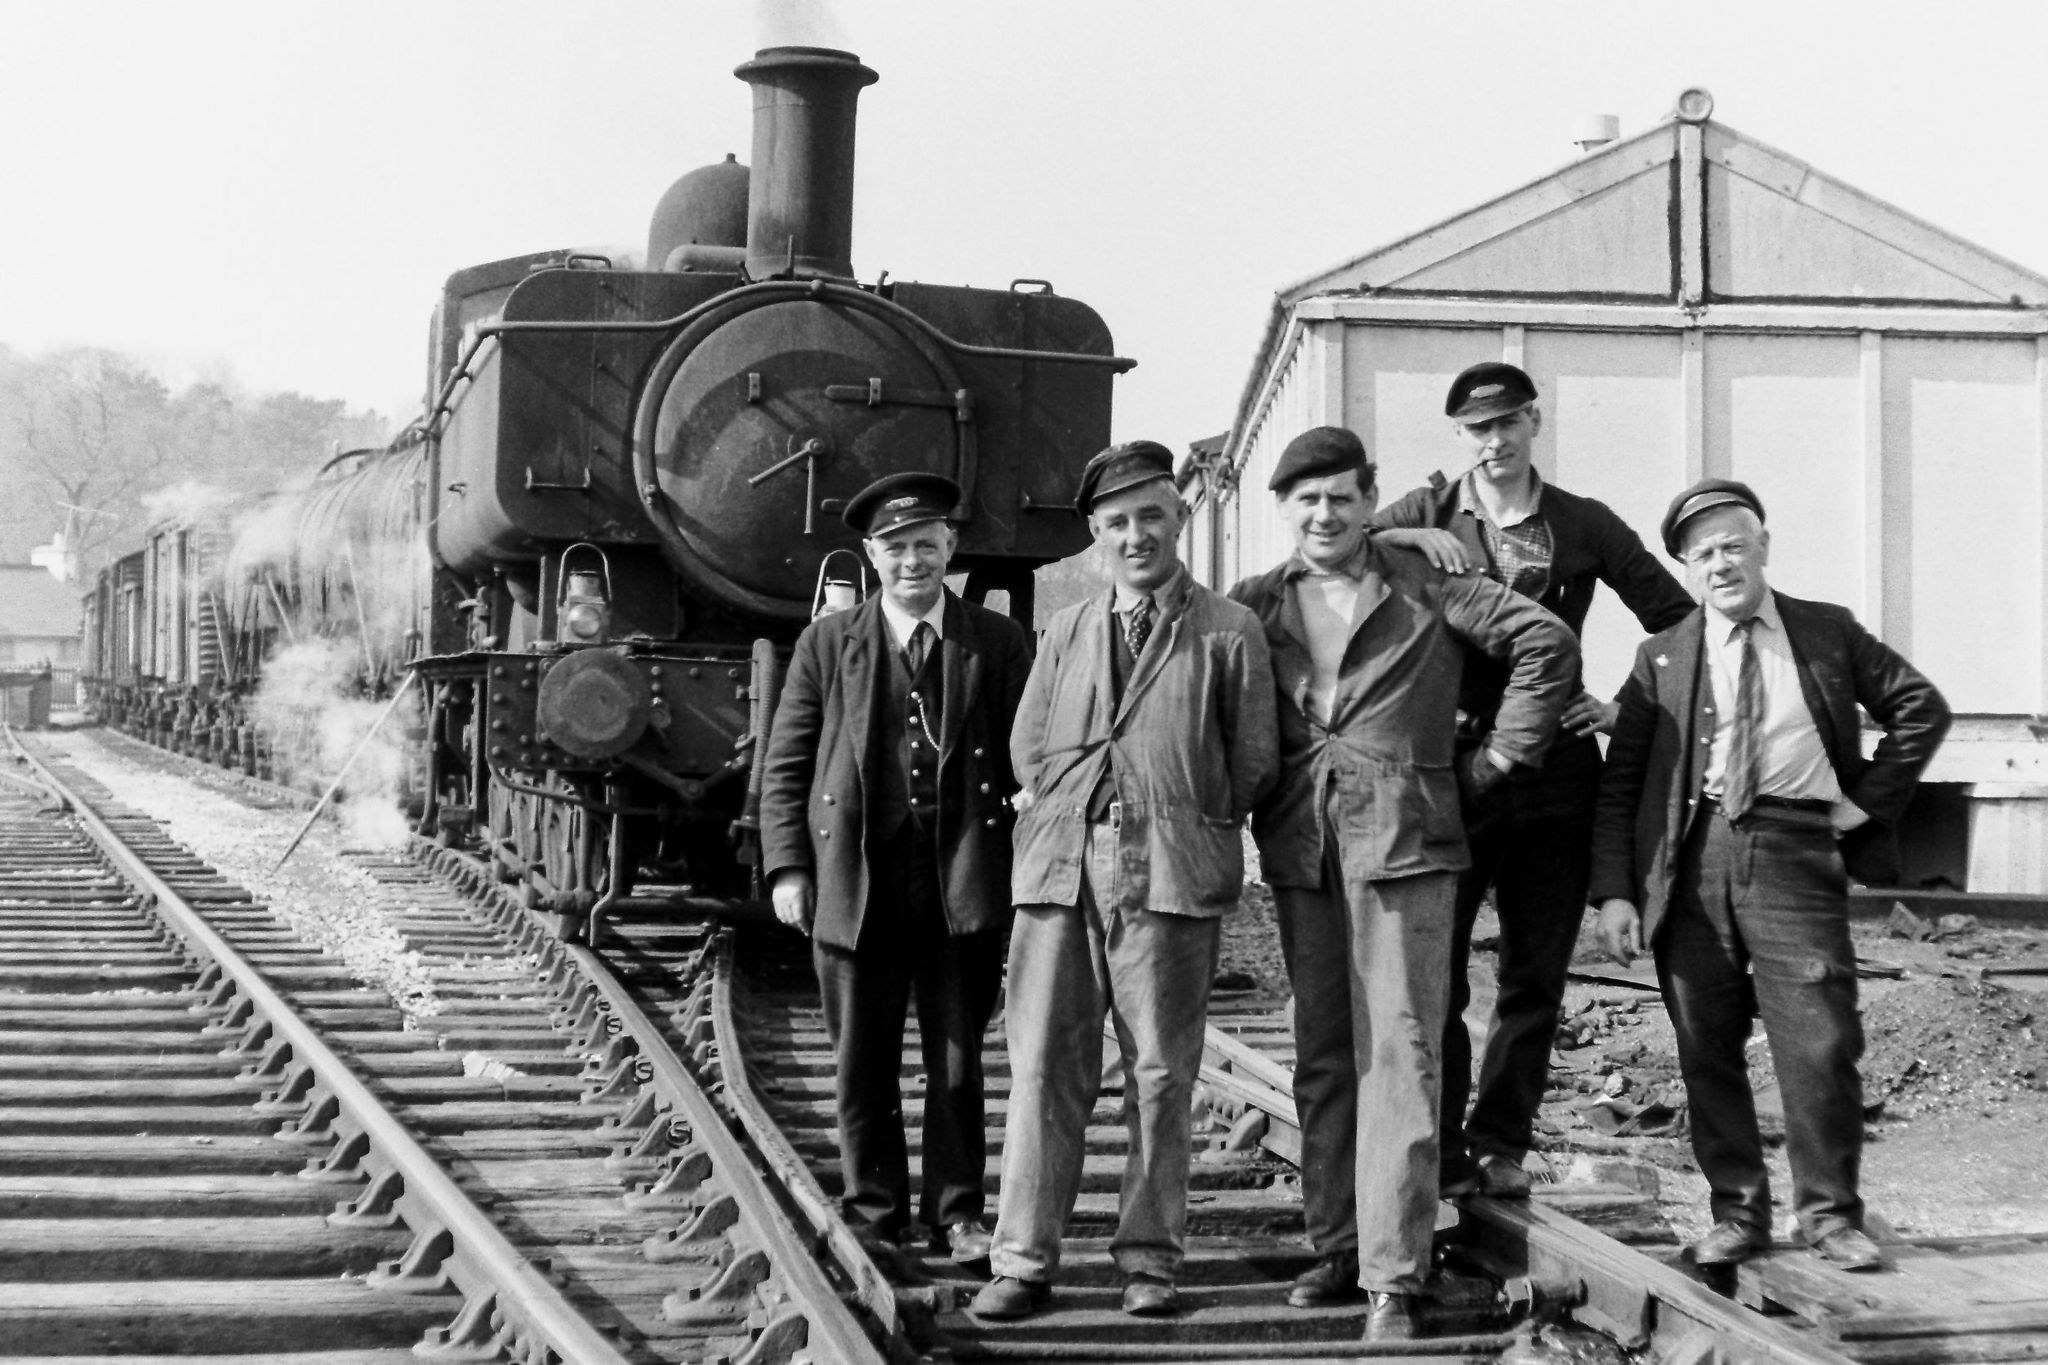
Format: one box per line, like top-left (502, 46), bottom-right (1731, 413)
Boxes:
top-left (972, 441), bottom-right (1279, 1322)
top-left (759, 472), bottom-right (1032, 1264)
top-left (1371, 362), bottom-right (1695, 1199)
top-left (1231, 426), bottom-right (1576, 1340)
top-left (1592, 478), bottom-right (1950, 1272)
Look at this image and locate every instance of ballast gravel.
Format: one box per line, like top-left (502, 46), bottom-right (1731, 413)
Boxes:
top-left (39, 728), bottom-right (442, 1025)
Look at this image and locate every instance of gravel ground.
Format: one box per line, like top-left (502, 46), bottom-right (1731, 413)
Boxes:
top-left (37, 727), bottom-right (443, 1024)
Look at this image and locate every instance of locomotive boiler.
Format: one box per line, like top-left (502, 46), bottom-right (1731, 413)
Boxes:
top-left (390, 46), bottom-right (1126, 937)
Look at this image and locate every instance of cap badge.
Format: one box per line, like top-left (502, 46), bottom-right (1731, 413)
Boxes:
top-left (1471, 383), bottom-right (1504, 399)
top-left (884, 496), bottom-right (918, 511)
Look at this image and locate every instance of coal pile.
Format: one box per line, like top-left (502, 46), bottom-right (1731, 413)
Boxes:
top-left (1863, 974), bottom-right (2043, 1118)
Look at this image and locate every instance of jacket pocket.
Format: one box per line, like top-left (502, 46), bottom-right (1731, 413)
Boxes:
top-left (1011, 798), bottom-right (1083, 907)
top-left (1148, 802), bottom-right (1243, 911)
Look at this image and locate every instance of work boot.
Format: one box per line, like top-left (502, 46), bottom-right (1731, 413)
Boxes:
top-left (1286, 1249), bottom-right (1361, 1307)
top-left (1362, 1290), bottom-right (1418, 1341)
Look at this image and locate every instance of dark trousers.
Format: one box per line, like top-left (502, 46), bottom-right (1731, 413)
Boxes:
top-left (1657, 807), bottom-right (1865, 1242)
top-left (1439, 802), bottom-right (1592, 1177)
top-left (812, 820), bottom-right (1004, 1241)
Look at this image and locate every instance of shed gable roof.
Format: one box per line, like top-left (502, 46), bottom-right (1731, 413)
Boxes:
top-left (1280, 116), bottom-right (2048, 309)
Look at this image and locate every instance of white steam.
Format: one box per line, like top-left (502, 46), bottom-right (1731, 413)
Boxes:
top-left (142, 479), bottom-right (240, 525)
top-left (754, 0), bottom-right (855, 51)
top-left (250, 637), bottom-right (419, 850)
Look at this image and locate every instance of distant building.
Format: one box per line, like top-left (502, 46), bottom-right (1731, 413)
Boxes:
top-left (1206, 91), bottom-right (2048, 895)
top-left (30, 530), bottom-right (76, 584)
top-left (0, 563), bottom-right (82, 668)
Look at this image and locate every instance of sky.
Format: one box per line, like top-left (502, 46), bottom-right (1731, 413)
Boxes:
top-left (3, 0), bottom-right (2045, 451)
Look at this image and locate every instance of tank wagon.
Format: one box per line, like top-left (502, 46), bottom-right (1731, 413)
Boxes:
top-left (86, 47), bottom-right (1129, 939)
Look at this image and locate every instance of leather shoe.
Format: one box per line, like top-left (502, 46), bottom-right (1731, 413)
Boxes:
top-left (1287, 1249), bottom-right (1361, 1307)
top-left (1477, 1153), bottom-right (1533, 1199)
top-left (1810, 1226), bottom-right (1885, 1272)
top-left (1690, 1219), bottom-right (1770, 1266)
top-left (1121, 1272), bottom-right (1180, 1316)
top-left (1362, 1290), bottom-right (1418, 1341)
top-left (933, 1218), bottom-right (994, 1264)
top-left (970, 1275), bottom-right (1051, 1319)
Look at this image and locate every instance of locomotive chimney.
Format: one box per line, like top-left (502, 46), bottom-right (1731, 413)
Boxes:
top-left (735, 46), bottom-right (878, 281)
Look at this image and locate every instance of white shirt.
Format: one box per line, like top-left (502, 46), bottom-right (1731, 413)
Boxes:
top-left (878, 592), bottom-right (945, 656)
top-left (1700, 591), bottom-right (1841, 803)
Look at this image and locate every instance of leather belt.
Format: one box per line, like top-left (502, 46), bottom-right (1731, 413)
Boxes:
top-left (1701, 793), bottom-right (1833, 826)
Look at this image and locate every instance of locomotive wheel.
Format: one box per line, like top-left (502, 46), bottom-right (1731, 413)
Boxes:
top-left (486, 773), bottom-right (544, 895)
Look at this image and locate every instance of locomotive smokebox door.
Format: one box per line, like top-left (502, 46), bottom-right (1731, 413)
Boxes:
top-left (639, 296), bottom-right (969, 620)
top-left (536, 650), bottom-right (652, 761)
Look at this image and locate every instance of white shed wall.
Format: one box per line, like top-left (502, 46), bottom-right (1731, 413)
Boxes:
top-left (1888, 336), bottom-right (2043, 713)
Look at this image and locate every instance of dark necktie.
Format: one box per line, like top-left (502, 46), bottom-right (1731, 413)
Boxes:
top-left (1722, 618), bottom-right (1763, 820)
top-left (906, 620), bottom-right (933, 675)
top-left (1125, 597), bottom-right (1154, 660)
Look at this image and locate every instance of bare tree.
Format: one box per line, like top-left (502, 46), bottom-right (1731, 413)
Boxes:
top-left (0, 346), bottom-right (397, 575)
top-left (10, 348), bottom-right (176, 570)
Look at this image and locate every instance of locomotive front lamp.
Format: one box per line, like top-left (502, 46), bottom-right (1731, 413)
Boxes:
top-left (811, 548), bottom-right (867, 619)
top-left (557, 543), bottom-right (614, 645)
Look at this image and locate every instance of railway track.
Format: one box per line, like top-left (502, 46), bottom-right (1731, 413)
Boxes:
top-left (22, 723), bottom-right (2048, 1364)
top-left (0, 729), bottom-right (884, 1365)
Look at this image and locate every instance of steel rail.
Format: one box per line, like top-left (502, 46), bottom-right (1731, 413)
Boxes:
top-left (1198, 1021), bottom-right (1861, 1365)
top-left (0, 754), bottom-right (64, 806)
top-left (7, 730), bottom-right (635, 1365)
top-left (566, 929), bottom-right (893, 1365)
top-left (705, 929), bottom-right (903, 1335)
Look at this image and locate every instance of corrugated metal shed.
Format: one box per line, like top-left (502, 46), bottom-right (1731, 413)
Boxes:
top-left (1207, 92), bottom-right (2048, 892)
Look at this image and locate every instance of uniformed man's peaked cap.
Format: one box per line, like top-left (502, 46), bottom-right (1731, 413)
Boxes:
top-left (1446, 362), bottom-right (1539, 423)
top-left (1075, 440), bottom-right (1176, 514)
top-left (843, 472), bottom-right (962, 538)
top-left (1269, 426), bottom-right (1371, 493)
top-left (1660, 477), bottom-right (1766, 558)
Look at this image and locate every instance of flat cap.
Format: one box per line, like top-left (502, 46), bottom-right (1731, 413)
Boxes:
top-left (843, 471), bottom-right (962, 538)
top-left (1075, 440), bottom-right (1176, 514)
top-left (1269, 426), bottom-right (1371, 493)
top-left (1446, 361), bottom-right (1539, 424)
top-left (1660, 477), bottom-right (1766, 557)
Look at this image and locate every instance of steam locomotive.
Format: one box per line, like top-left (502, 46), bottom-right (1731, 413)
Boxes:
top-left (82, 46), bottom-right (1128, 939)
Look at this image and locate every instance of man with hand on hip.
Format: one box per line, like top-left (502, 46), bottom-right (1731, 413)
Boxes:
top-left (1592, 478), bottom-right (1949, 1272)
top-left (1372, 362), bottom-right (1693, 1200)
